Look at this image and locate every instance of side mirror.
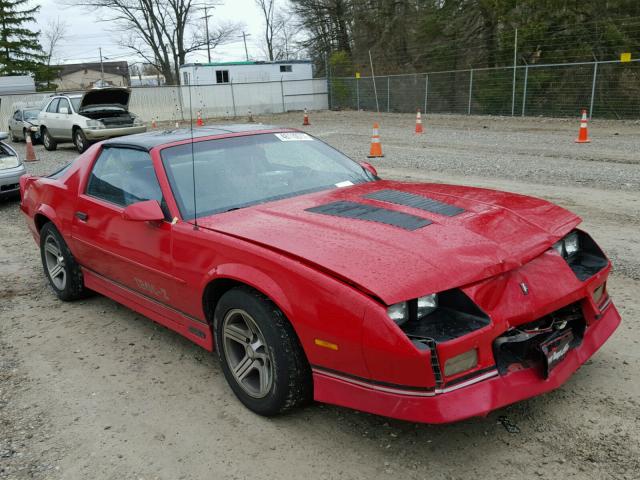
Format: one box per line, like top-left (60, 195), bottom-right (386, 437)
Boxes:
top-left (59, 107), bottom-right (69, 115)
top-left (122, 200), bottom-right (165, 222)
top-left (359, 161), bottom-right (378, 177)
top-left (0, 132), bottom-right (8, 141)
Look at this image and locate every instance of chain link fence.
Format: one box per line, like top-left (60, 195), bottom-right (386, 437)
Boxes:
top-left (330, 59), bottom-right (640, 119)
top-left (0, 78), bottom-right (329, 128)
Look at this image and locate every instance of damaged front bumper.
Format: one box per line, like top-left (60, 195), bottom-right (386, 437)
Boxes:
top-left (312, 300), bottom-right (620, 423)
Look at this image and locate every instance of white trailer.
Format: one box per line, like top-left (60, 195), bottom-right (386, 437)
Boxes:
top-left (180, 60), bottom-right (313, 85)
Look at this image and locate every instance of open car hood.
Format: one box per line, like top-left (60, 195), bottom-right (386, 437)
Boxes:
top-left (197, 180), bottom-right (581, 305)
top-left (79, 87), bottom-right (131, 111)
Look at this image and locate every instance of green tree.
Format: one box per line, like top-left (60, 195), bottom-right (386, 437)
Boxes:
top-left (0, 0), bottom-right (45, 75)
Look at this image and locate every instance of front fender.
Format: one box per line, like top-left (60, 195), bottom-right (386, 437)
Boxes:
top-left (201, 262), bottom-right (294, 319)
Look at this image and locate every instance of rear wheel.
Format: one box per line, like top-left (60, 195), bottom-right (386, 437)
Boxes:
top-left (74, 128), bottom-right (89, 153)
top-left (40, 222), bottom-right (86, 301)
top-left (213, 287), bottom-right (312, 416)
top-left (42, 128), bottom-right (57, 151)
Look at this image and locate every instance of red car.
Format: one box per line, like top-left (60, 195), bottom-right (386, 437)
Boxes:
top-left (20, 125), bottom-right (620, 423)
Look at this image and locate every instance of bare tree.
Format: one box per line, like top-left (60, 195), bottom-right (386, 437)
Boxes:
top-left (42, 17), bottom-right (68, 65)
top-left (273, 11), bottom-right (303, 60)
top-left (70, 0), bottom-right (241, 84)
top-left (41, 18), bottom-right (68, 87)
top-left (255, 0), bottom-right (283, 61)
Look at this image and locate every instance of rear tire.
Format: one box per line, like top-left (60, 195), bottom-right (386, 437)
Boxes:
top-left (40, 222), bottom-right (86, 301)
top-left (74, 128), bottom-right (89, 153)
top-left (42, 128), bottom-right (57, 151)
top-left (213, 287), bottom-right (312, 416)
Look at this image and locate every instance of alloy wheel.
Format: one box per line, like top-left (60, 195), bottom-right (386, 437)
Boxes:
top-left (222, 308), bottom-right (274, 398)
top-left (43, 234), bottom-right (67, 290)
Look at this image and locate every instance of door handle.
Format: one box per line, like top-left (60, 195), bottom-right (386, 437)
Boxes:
top-left (75, 211), bottom-right (88, 221)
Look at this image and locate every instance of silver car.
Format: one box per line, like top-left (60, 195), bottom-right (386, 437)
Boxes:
top-left (38, 87), bottom-right (146, 153)
top-left (8, 106), bottom-right (42, 143)
top-left (0, 132), bottom-right (26, 199)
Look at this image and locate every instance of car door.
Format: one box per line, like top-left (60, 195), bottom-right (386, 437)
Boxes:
top-left (54, 98), bottom-right (73, 140)
top-left (9, 110), bottom-right (21, 137)
top-left (71, 146), bottom-right (179, 306)
top-left (42, 98), bottom-right (60, 137)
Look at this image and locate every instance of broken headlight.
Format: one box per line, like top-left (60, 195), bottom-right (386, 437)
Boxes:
top-left (553, 231), bottom-right (580, 259)
top-left (387, 294), bottom-right (439, 326)
top-left (552, 230), bottom-right (608, 281)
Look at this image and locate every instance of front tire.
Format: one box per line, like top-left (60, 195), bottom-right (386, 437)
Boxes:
top-left (40, 223), bottom-right (86, 301)
top-left (74, 128), bottom-right (89, 153)
top-left (42, 128), bottom-right (57, 151)
top-left (214, 287), bottom-right (312, 416)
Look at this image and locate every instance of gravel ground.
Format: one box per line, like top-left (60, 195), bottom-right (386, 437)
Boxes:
top-left (0, 111), bottom-right (639, 479)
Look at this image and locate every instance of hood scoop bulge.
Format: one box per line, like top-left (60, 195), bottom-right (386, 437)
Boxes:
top-left (364, 189), bottom-right (465, 217)
top-left (305, 201), bottom-right (432, 231)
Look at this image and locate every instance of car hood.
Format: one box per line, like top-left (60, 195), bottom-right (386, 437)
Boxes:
top-left (79, 88), bottom-right (130, 111)
top-left (196, 180), bottom-right (580, 305)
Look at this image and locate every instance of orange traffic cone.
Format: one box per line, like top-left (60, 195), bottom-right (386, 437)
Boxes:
top-left (25, 134), bottom-right (37, 162)
top-left (302, 108), bottom-right (311, 126)
top-left (196, 110), bottom-right (204, 126)
top-left (415, 109), bottom-right (424, 134)
top-left (575, 109), bottom-right (591, 143)
top-left (151, 118), bottom-right (157, 129)
top-left (367, 122), bottom-right (384, 158)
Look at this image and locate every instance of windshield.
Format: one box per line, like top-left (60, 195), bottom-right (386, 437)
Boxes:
top-left (24, 109), bottom-right (40, 120)
top-left (161, 132), bottom-right (375, 219)
top-left (70, 97), bottom-right (82, 112)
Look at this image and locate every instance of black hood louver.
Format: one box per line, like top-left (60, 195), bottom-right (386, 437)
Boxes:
top-left (364, 189), bottom-right (465, 217)
top-left (306, 201), bottom-right (431, 231)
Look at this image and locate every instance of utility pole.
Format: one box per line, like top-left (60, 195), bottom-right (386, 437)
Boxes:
top-left (99, 47), bottom-right (105, 84)
top-left (242, 32), bottom-right (250, 61)
top-left (202, 5), bottom-right (212, 63)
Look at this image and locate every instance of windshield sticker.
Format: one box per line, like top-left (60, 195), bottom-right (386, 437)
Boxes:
top-left (335, 181), bottom-right (354, 188)
top-left (274, 132), bottom-right (314, 142)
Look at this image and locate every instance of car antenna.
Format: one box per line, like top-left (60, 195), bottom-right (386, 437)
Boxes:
top-left (188, 72), bottom-right (199, 230)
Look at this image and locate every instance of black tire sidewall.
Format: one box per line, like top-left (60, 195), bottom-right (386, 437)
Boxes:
top-left (214, 288), bottom-right (301, 416)
top-left (39, 223), bottom-right (84, 301)
top-left (43, 129), bottom-right (57, 151)
top-left (74, 129), bottom-right (88, 153)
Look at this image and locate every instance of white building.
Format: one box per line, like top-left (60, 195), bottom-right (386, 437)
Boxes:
top-left (179, 60), bottom-right (313, 85)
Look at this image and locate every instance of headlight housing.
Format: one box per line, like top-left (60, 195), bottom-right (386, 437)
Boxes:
top-left (553, 231), bottom-right (580, 259)
top-left (0, 155), bottom-right (20, 170)
top-left (387, 302), bottom-right (409, 325)
top-left (86, 119), bottom-right (105, 130)
top-left (387, 294), bottom-right (438, 326)
top-left (132, 116), bottom-right (144, 126)
top-left (552, 230), bottom-right (608, 281)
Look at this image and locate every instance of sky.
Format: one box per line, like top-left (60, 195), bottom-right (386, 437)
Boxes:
top-left (37, 0), bottom-right (268, 66)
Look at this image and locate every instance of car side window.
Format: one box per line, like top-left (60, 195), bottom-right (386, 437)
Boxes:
top-left (13, 110), bottom-right (21, 120)
top-left (46, 99), bottom-right (60, 113)
top-left (57, 98), bottom-right (70, 113)
top-left (86, 148), bottom-right (167, 215)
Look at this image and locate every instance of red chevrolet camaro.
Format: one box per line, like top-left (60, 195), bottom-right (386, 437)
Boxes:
top-left (20, 125), bottom-right (620, 423)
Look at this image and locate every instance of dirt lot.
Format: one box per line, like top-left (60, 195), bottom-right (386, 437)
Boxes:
top-left (1, 111), bottom-right (639, 479)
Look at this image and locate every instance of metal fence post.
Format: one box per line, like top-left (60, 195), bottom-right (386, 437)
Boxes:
top-left (511, 28), bottom-right (518, 116)
top-left (230, 81), bottom-right (237, 117)
top-left (468, 69), bottom-right (474, 115)
top-left (356, 77), bottom-right (360, 111)
top-left (424, 74), bottom-right (429, 114)
top-left (521, 65), bottom-right (529, 117)
top-left (280, 77), bottom-right (286, 113)
top-left (387, 76), bottom-right (390, 112)
top-left (589, 62), bottom-right (598, 119)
